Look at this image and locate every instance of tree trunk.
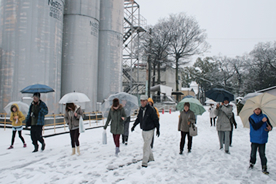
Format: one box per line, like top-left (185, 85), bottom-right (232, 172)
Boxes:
top-left (157, 61), bottom-right (161, 84)
top-left (153, 59), bottom-right (156, 86)
top-left (176, 57), bottom-right (179, 91)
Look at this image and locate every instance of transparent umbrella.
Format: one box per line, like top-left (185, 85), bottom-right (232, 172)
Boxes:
top-left (4, 101), bottom-right (29, 115)
top-left (101, 92), bottom-right (139, 117)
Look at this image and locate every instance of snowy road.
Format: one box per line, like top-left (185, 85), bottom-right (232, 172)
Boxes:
top-left (1, 106), bottom-right (276, 184)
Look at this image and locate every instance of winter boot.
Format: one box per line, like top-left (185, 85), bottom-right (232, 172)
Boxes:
top-left (122, 135), bottom-right (125, 144)
top-left (249, 163), bottom-right (254, 169)
top-left (41, 143), bottom-right (46, 151)
top-left (179, 150), bottom-right (183, 155)
top-left (115, 147), bottom-right (120, 156)
top-left (23, 143), bottom-right (27, 148)
top-left (262, 165), bottom-right (269, 175)
top-left (71, 148), bottom-right (76, 155)
top-left (125, 136), bottom-right (128, 145)
top-left (188, 149), bottom-right (191, 153)
top-left (7, 145), bottom-right (13, 149)
top-left (32, 145), bottom-right (39, 153)
top-left (76, 146), bottom-right (80, 155)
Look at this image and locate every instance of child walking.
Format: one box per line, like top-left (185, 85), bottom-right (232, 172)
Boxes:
top-left (8, 104), bottom-right (26, 149)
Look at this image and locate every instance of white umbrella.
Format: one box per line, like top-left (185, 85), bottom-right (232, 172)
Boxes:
top-left (4, 101), bottom-right (29, 115)
top-left (59, 92), bottom-right (90, 104)
top-left (239, 93), bottom-right (276, 128)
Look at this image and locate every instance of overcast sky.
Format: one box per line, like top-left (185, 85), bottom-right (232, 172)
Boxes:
top-left (136, 0), bottom-right (276, 58)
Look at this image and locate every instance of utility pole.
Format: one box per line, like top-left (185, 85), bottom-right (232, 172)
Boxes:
top-left (147, 28), bottom-right (152, 98)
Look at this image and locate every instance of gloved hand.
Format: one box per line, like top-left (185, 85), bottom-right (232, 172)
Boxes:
top-left (131, 126), bottom-right (135, 132)
top-left (156, 129), bottom-right (160, 137)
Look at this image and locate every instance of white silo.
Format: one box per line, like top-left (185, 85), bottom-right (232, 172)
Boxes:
top-left (97, 0), bottom-right (124, 102)
top-left (61, 0), bottom-right (100, 112)
top-left (0, 0), bottom-right (64, 114)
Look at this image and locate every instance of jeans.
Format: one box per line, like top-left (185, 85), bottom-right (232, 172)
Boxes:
top-left (180, 131), bottom-right (192, 151)
top-left (250, 143), bottom-right (267, 166)
top-left (70, 129), bottom-right (80, 148)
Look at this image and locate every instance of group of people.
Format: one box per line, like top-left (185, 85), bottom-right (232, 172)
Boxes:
top-left (207, 97), bottom-right (272, 175)
top-left (7, 93), bottom-right (273, 174)
top-left (104, 95), bottom-right (160, 168)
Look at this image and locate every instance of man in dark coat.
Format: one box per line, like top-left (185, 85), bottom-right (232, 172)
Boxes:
top-left (131, 95), bottom-right (160, 168)
top-left (26, 93), bottom-right (48, 153)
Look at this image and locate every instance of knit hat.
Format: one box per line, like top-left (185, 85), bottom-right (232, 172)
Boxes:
top-left (113, 98), bottom-right (119, 107)
top-left (33, 92), bottom-right (41, 98)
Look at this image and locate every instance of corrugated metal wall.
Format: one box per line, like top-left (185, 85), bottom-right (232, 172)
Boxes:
top-left (61, 0), bottom-right (100, 112)
top-left (0, 0), bottom-right (64, 114)
top-left (97, 0), bottom-right (124, 102)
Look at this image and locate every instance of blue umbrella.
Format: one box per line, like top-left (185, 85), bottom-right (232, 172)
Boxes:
top-left (205, 88), bottom-right (234, 102)
top-left (20, 84), bottom-right (55, 93)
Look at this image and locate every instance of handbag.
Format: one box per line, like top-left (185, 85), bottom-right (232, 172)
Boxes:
top-left (102, 130), bottom-right (107, 144)
top-left (79, 116), bottom-right (85, 133)
top-left (189, 124), bottom-right (198, 136)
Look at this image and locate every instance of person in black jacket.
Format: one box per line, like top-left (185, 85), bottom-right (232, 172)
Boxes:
top-left (131, 95), bottom-right (160, 168)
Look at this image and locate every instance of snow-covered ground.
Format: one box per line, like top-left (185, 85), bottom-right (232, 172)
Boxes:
top-left (1, 105), bottom-right (276, 184)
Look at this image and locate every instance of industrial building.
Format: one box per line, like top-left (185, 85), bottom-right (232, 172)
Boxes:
top-left (0, 0), bottom-right (126, 114)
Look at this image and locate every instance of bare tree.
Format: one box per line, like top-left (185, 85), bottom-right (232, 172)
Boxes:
top-left (167, 13), bottom-right (210, 92)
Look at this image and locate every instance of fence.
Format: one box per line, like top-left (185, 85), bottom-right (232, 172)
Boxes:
top-left (0, 112), bottom-right (106, 133)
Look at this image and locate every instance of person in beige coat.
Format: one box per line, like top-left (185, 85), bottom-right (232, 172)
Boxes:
top-left (64, 103), bottom-right (83, 155)
top-left (178, 102), bottom-right (196, 154)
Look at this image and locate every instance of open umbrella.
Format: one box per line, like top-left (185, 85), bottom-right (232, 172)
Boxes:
top-left (20, 84), bottom-right (54, 93)
top-left (59, 92), bottom-right (90, 104)
top-left (239, 93), bottom-right (276, 128)
top-left (240, 92), bottom-right (262, 104)
top-left (101, 92), bottom-right (139, 117)
top-left (4, 101), bottom-right (29, 115)
top-left (176, 98), bottom-right (206, 115)
top-left (205, 88), bottom-right (234, 102)
top-left (205, 99), bottom-right (216, 105)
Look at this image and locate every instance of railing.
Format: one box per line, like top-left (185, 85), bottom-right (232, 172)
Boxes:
top-left (0, 112), bottom-right (106, 134)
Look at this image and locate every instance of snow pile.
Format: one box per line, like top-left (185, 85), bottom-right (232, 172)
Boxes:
top-left (1, 105), bottom-right (276, 183)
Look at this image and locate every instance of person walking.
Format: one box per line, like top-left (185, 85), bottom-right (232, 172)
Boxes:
top-left (214, 97), bottom-right (233, 154)
top-left (131, 95), bottom-right (160, 168)
top-left (121, 99), bottom-right (130, 145)
top-left (208, 104), bottom-right (216, 126)
top-left (64, 103), bottom-right (83, 155)
top-left (229, 112), bottom-right (237, 146)
top-left (178, 102), bottom-right (196, 154)
top-left (7, 104), bottom-right (27, 149)
top-left (148, 97), bottom-right (160, 149)
top-left (26, 93), bottom-right (48, 153)
top-left (248, 107), bottom-right (272, 175)
top-left (104, 98), bottom-right (126, 156)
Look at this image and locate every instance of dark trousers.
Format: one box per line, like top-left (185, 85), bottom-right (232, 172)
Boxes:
top-left (70, 129), bottom-right (80, 148)
top-left (113, 134), bottom-right (120, 147)
top-left (180, 131), bottom-right (192, 151)
top-left (31, 126), bottom-right (44, 146)
top-left (11, 130), bottom-right (25, 145)
top-left (210, 117), bottom-right (216, 126)
top-left (250, 143), bottom-right (267, 166)
top-left (229, 129), bottom-right (233, 146)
